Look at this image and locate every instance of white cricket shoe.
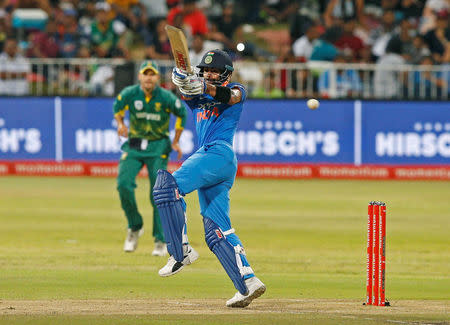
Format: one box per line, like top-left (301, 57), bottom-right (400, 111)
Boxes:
top-left (226, 276), bottom-right (266, 308)
top-left (152, 241), bottom-right (168, 256)
top-left (158, 245), bottom-right (199, 277)
top-left (123, 228), bottom-right (144, 252)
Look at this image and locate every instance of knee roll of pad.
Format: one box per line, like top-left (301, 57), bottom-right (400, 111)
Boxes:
top-left (153, 169), bottom-right (186, 261)
top-left (203, 217), bottom-right (249, 295)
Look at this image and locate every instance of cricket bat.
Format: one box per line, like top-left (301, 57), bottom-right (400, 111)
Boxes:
top-left (165, 25), bottom-right (193, 74)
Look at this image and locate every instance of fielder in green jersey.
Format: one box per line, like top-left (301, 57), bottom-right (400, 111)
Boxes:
top-left (113, 60), bottom-right (187, 255)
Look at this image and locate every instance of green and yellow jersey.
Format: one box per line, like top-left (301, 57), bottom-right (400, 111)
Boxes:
top-left (113, 84), bottom-right (187, 155)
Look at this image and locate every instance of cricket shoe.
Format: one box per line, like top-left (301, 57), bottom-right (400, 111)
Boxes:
top-left (123, 228), bottom-right (144, 252)
top-left (152, 241), bottom-right (168, 256)
top-left (226, 276), bottom-right (266, 308)
top-left (158, 245), bottom-right (199, 277)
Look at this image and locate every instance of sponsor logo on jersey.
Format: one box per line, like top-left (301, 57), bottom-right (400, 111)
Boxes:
top-left (155, 102), bottom-right (161, 112)
top-left (134, 100), bottom-right (143, 110)
top-left (135, 112), bottom-right (161, 121)
top-left (197, 101), bottom-right (221, 110)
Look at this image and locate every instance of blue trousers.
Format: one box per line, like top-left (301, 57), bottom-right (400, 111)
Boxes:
top-left (173, 140), bottom-right (253, 277)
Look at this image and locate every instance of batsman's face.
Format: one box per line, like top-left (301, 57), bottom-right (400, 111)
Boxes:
top-left (203, 68), bottom-right (221, 82)
top-left (139, 70), bottom-right (159, 92)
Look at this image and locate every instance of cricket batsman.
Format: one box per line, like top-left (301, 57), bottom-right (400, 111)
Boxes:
top-left (114, 61), bottom-right (187, 256)
top-left (153, 50), bottom-right (266, 307)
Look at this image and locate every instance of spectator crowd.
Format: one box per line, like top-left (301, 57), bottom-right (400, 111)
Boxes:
top-left (0, 0), bottom-right (448, 98)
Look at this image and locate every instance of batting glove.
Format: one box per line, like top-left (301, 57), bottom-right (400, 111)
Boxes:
top-left (172, 67), bottom-right (186, 87)
top-left (179, 75), bottom-right (206, 97)
top-left (172, 67), bottom-right (192, 88)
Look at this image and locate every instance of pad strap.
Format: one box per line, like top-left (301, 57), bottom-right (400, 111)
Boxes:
top-left (223, 228), bottom-right (235, 236)
top-left (203, 218), bottom-right (248, 295)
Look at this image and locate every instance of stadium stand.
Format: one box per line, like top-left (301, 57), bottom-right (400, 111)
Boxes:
top-left (0, 0), bottom-right (448, 99)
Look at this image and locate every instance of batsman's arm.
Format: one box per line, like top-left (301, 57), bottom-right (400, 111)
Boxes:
top-left (205, 84), bottom-right (242, 105)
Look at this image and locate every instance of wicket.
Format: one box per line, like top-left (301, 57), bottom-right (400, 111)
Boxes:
top-left (365, 201), bottom-right (389, 306)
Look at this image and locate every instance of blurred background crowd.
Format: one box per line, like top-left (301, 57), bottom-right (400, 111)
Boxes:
top-left (0, 0), bottom-right (448, 99)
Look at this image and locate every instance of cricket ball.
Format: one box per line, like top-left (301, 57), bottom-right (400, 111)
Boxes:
top-left (307, 98), bottom-right (319, 110)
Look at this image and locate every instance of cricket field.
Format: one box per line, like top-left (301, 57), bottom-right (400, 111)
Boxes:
top-left (0, 176), bottom-right (448, 324)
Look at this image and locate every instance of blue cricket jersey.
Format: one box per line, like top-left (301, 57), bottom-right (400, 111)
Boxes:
top-left (171, 82), bottom-right (255, 280)
top-left (183, 82), bottom-right (247, 147)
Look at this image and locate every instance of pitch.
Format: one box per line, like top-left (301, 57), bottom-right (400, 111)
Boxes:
top-left (0, 176), bottom-right (448, 324)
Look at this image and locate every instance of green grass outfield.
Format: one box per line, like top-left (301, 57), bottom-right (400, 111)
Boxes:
top-left (0, 176), bottom-right (449, 324)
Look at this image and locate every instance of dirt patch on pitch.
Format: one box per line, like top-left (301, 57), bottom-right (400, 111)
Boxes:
top-left (0, 299), bottom-right (448, 318)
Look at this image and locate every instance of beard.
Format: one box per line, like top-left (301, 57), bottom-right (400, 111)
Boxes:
top-left (142, 82), bottom-right (155, 93)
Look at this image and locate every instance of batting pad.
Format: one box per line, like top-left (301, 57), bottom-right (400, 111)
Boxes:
top-left (204, 217), bottom-right (249, 295)
top-left (153, 170), bottom-right (186, 262)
